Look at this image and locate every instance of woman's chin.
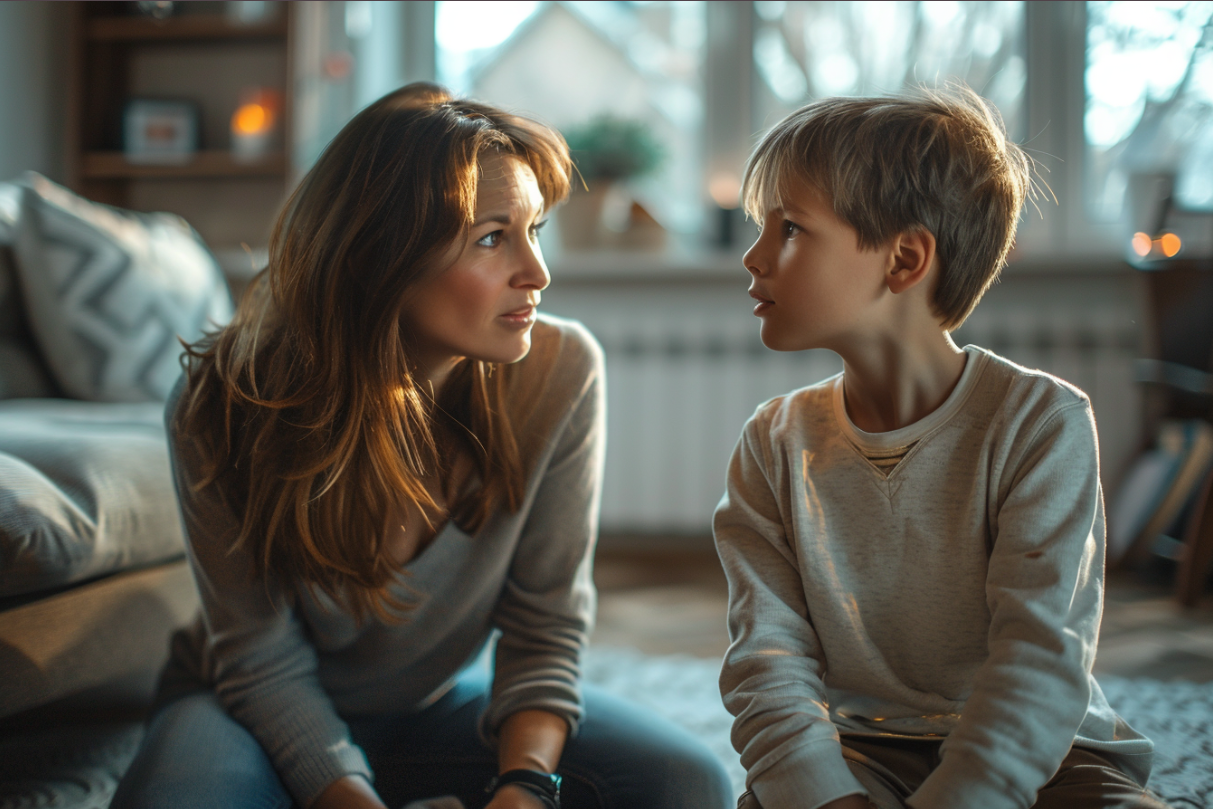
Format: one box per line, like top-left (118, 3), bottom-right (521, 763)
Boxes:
top-left (470, 335), bottom-right (532, 366)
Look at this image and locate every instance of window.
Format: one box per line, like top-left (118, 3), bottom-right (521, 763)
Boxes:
top-left (1085, 1), bottom-right (1213, 221)
top-left (751, 1), bottom-right (1026, 139)
top-left (436, 0), bottom-right (708, 235)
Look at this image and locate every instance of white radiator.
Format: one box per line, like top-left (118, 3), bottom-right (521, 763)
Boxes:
top-left (546, 274), bottom-right (1144, 536)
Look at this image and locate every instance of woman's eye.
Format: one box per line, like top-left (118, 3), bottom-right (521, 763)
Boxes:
top-left (476, 230), bottom-right (503, 248)
top-left (529, 220), bottom-right (549, 241)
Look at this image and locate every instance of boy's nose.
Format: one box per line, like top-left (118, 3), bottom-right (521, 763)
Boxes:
top-left (743, 240), bottom-right (766, 277)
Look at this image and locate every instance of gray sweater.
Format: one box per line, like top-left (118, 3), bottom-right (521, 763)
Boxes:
top-left (714, 346), bottom-right (1153, 809)
top-left (164, 315), bottom-right (605, 807)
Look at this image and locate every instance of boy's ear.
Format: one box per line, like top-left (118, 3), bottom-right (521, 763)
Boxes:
top-left (885, 229), bottom-right (937, 295)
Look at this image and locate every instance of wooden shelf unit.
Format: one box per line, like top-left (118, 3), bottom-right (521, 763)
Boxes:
top-left (86, 14), bottom-right (288, 42)
top-left (65, 1), bottom-right (294, 251)
top-left (82, 150), bottom-right (287, 180)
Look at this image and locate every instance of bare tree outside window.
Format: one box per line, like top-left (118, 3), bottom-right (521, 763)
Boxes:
top-left (751, 1), bottom-right (1026, 137)
top-left (1086, 1), bottom-right (1213, 221)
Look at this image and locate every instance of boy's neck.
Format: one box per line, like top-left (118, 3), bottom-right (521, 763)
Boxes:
top-left (839, 328), bottom-right (967, 435)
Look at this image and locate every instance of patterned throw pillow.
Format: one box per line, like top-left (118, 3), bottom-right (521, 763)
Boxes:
top-left (0, 182), bottom-right (58, 399)
top-left (12, 173), bottom-right (233, 402)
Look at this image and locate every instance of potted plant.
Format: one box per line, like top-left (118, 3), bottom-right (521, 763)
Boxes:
top-left (558, 116), bottom-right (666, 250)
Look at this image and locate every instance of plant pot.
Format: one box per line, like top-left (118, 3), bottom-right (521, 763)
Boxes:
top-left (556, 182), bottom-right (611, 250)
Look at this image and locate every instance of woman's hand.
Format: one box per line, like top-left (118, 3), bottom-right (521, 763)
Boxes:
top-left (484, 783), bottom-right (548, 809)
top-left (819, 795), bottom-right (874, 809)
top-left (310, 775), bottom-right (389, 809)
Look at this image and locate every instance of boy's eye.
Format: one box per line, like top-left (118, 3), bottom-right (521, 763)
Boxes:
top-left (781, 220), bottom-right (800, 238)
top-left (476, 230), bottom-right (503, 248)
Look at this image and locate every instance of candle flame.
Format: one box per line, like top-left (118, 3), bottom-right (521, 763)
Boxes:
top-left (233, 103), bottom-right (270, 135)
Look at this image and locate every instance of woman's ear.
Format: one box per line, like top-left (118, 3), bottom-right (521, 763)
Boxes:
top-left (886, 229), bottom-right (937, 295)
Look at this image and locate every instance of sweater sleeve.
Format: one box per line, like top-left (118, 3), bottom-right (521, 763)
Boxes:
top-left (909, 402), bottom-right (1104, 809)
top-left (480, 339), bottom-right (605, 739)
top-left (165, 396), bottom-right (372, 808)
top-left (714, 415), bottom-right (867, 809)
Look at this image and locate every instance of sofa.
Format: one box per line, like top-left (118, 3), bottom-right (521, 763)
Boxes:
top-left (0, 175), bottom-right (233, 806)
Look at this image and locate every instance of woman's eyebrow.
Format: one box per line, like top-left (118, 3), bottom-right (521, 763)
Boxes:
top-left (473, 212), bottom-right (513, 227)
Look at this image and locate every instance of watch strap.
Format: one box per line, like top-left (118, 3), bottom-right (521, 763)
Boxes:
top-left (485, 769), bottom-right (561, 808)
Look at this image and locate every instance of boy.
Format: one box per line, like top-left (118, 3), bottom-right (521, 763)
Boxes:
top-left (714, 90), bottom-right (1167, 809)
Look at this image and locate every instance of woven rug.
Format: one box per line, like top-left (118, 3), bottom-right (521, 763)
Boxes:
top-left (583, 647), bottom-right (1213, 809)
top-left (1, 649), bottom-right (1210, 808)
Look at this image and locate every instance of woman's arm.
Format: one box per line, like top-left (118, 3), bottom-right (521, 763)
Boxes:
top-left (311, 775), bottom-right (388, 809)
top-left (485, 710), bottom-right (570, 809)
top-left (481, 325), bottom-right (606, 743)
top-left (165, 385), bottom-right (374, 808)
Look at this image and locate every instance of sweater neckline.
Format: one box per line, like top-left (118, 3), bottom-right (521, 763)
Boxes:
top-left (831, 345), bottom-right (988, 453)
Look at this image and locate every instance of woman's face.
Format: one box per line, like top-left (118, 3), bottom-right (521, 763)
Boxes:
top-left (404, 153), bottom-right (550, 382)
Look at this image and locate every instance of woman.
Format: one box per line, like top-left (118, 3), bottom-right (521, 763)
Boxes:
top-left (111, 84), bottom-right (733, 809)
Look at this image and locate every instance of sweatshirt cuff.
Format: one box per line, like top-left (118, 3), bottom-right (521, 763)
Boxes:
top-left (908, 750), bottom-right (1026, 809)
top-left (282, 737), bottom-right (374, 809)
top-left (750, 742), bottom-right (867, 809)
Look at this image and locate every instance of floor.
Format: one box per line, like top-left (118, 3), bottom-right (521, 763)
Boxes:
top-left (591, 543), bottom-right (1213, 683)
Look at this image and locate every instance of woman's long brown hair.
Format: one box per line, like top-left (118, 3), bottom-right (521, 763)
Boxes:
top-left (178, 84), bottom-right (572, 623)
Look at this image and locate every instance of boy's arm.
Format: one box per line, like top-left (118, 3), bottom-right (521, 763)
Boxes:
top-left (715, 416), bottom-right (867, 809)
top-left (909, 402), bottom-right (1103, 809)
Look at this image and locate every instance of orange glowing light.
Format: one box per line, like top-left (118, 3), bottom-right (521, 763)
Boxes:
top-left (1131, 232), bottom-right (1152, 257)
top-left (233, 103), bottom-right (270, 135)
top-left (1160, 232), bottom-right (1182, 258)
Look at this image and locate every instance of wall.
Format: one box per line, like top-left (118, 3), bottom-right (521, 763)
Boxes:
top-left (0, 1), bottom-right (69, 183)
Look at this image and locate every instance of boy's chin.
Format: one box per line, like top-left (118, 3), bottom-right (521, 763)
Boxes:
top-left (758, 325), bottom-right (813, 353)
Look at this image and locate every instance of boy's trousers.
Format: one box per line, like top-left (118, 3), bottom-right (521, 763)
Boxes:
top-left (738, 734), bottom-right (1172, 809)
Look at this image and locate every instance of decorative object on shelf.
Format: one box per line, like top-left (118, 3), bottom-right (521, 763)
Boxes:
top-left (230, 88), bottom-right (281, 164)
top-left (225, 0), bottom-right (276, 27)
top-left (133, 1), bottom-right (175, 21)
top-left (1125, 172), bottom-right (1213, 267)
top-left (123, 99), bottom-right (198, 166)
top-left (558, 116), bottom-right (666, 251)
top-left (708, 171), bottom-right (743, 249)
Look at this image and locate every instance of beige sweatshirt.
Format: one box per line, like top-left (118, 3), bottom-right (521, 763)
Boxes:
top-left (714, 346), bottom-right (1153, 809)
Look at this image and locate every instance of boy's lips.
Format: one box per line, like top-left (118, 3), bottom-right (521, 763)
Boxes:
top-left (749, 289), bottom-right (774, 315)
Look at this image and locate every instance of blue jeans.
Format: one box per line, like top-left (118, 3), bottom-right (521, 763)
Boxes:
top-left (110, 666), bottom-right (734, 809)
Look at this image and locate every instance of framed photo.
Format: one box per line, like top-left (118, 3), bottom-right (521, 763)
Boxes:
top-left (123, 99), bottom-right (198, 165)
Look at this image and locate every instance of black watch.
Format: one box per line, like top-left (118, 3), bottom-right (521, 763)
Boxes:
top-left (485, 769), bottom-right (561, 808)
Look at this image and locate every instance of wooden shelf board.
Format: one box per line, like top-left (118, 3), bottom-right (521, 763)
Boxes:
top-left (86, 15), bottom-right (287, 42)
top-left (82, 151), bottom-right (287, 180)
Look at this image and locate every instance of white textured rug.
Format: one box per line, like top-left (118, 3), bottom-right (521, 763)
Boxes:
top-left (1, 649), bottom-right (1210, 808)
top-left (583, 647), bottom-right (1213, 809)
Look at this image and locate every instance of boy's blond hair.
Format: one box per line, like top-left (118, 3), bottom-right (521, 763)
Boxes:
top-left (742, 87), bottom-right (1032, 330)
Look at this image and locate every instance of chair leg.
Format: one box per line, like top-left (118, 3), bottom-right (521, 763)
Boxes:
top-left (1176, 466), bottom-right (1213, 608)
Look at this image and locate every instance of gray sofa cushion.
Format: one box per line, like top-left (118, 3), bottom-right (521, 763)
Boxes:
top-left (0, 398), bottom-right (186, 598)
top-left (12, 173), bottom-right (233, 402)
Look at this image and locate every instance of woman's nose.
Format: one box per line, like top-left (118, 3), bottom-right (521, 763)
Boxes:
top-left (514, 242), bottom-right (550, 290)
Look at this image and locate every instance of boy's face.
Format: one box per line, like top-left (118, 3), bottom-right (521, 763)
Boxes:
top-left (744, 177), bottom-right (891, 353)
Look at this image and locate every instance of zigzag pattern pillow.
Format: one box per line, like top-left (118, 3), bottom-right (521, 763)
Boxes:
top-left (13, 174), bottom-right (233, 402)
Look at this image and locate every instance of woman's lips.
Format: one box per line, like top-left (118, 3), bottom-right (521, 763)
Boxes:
top-left (499, 305), bottom-right (537, 327)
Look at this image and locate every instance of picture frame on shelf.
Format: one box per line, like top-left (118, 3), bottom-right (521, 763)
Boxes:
top-left (123, 99), bottom-right (199, 166)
